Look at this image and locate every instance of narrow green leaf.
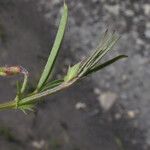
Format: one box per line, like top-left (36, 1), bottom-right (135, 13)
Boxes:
top-left (21, 74), bottom-right (28, 94)
top-left (89, 33), bottom-right (120, 69)
top-left (37, 3), bottom-right (68, 91)
top-left (78, 30), bottom-right (110, 73)
top-left (78, 31), bottom-right (120, 77)
top-left (84, 55), bottom-right (128, 76)
top-left (41, 79), bottom-right (63, 91)
top-left (19, 104), bottom-right (35, 114)
top-left (84, 32), bottom-right (116, 70)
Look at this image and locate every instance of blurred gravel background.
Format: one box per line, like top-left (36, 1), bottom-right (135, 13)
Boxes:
top-left (0, 0), bottom-right (150, 150)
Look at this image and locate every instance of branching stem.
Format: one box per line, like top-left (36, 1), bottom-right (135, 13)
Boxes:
top-left (0, 78), bottom-right (78, 111)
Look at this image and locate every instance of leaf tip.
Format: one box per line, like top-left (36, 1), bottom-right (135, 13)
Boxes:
top-left (63, 1), bottom-right (68, 10)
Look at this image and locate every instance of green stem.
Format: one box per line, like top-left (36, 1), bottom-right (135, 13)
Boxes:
top-left (0, 78), bottom-right (78, 111)
top-left (0, 101), bottom-right (16, 110)
top-left (21, 74), bottom-right (28, 94)
top-left (19, 78), bottom-right (77, 106)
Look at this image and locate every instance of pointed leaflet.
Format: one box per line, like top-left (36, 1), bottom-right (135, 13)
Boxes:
top-left (78, 31), bottom-right (120, 77)
top-left (78, 30), bottom-right (110, 74)
top-left (83, 55), bottom-right (127, 76)
top-left (83, 32), bottom-right (116, 71)
top-left (37, 3), bottom-right (68, 91)
top-left (87, 32), bottom-right (120, 70)
top-left (19, 104), bottom-right (35, 114)
top-left (64, 62), bottom-right (81, 82)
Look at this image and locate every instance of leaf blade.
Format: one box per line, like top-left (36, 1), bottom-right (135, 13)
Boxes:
top-left (78, 31), bottom-right (120, 77)
top-left (37, 3), bottom-right (68, 91)
top-left (84, 55), bottom-right (127, 76)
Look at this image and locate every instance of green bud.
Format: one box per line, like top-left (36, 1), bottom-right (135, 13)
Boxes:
top-left (64, 62), bottom-right (80, 82)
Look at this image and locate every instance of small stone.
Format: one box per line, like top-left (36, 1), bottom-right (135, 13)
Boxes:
top-left (136, 38), bottom-right (145, 45)
top-left (127, 111), bottom-right (135, 118)
top-left (143, 4), bottom-right (150, 15)
top-left (146, 22), bottom-right (150, 29)
top-left (127, 110), bottom-right (139, 119)
top-left (122, 74), bottom-right (128, 81)
top-left (75, 102), bottom-right (87, 110)
top-left (145, 29), bottom-right (150, 39)
top-left (125, 9), bottom-right (134, 16)
top-left (32, 140), bottom-right (45, 149)
top-left (104, 5), bottom-right (120, 15)
top-left (98, 91), bottom-right (117, 111)
top-left (94, 88), bottom-right (101, 95)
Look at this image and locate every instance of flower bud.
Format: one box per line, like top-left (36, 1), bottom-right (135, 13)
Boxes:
top-left (0, 66), bottom-right (28, 76)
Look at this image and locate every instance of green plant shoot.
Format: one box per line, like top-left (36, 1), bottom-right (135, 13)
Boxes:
top-left (0, 3), bottom-right (127, 113)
